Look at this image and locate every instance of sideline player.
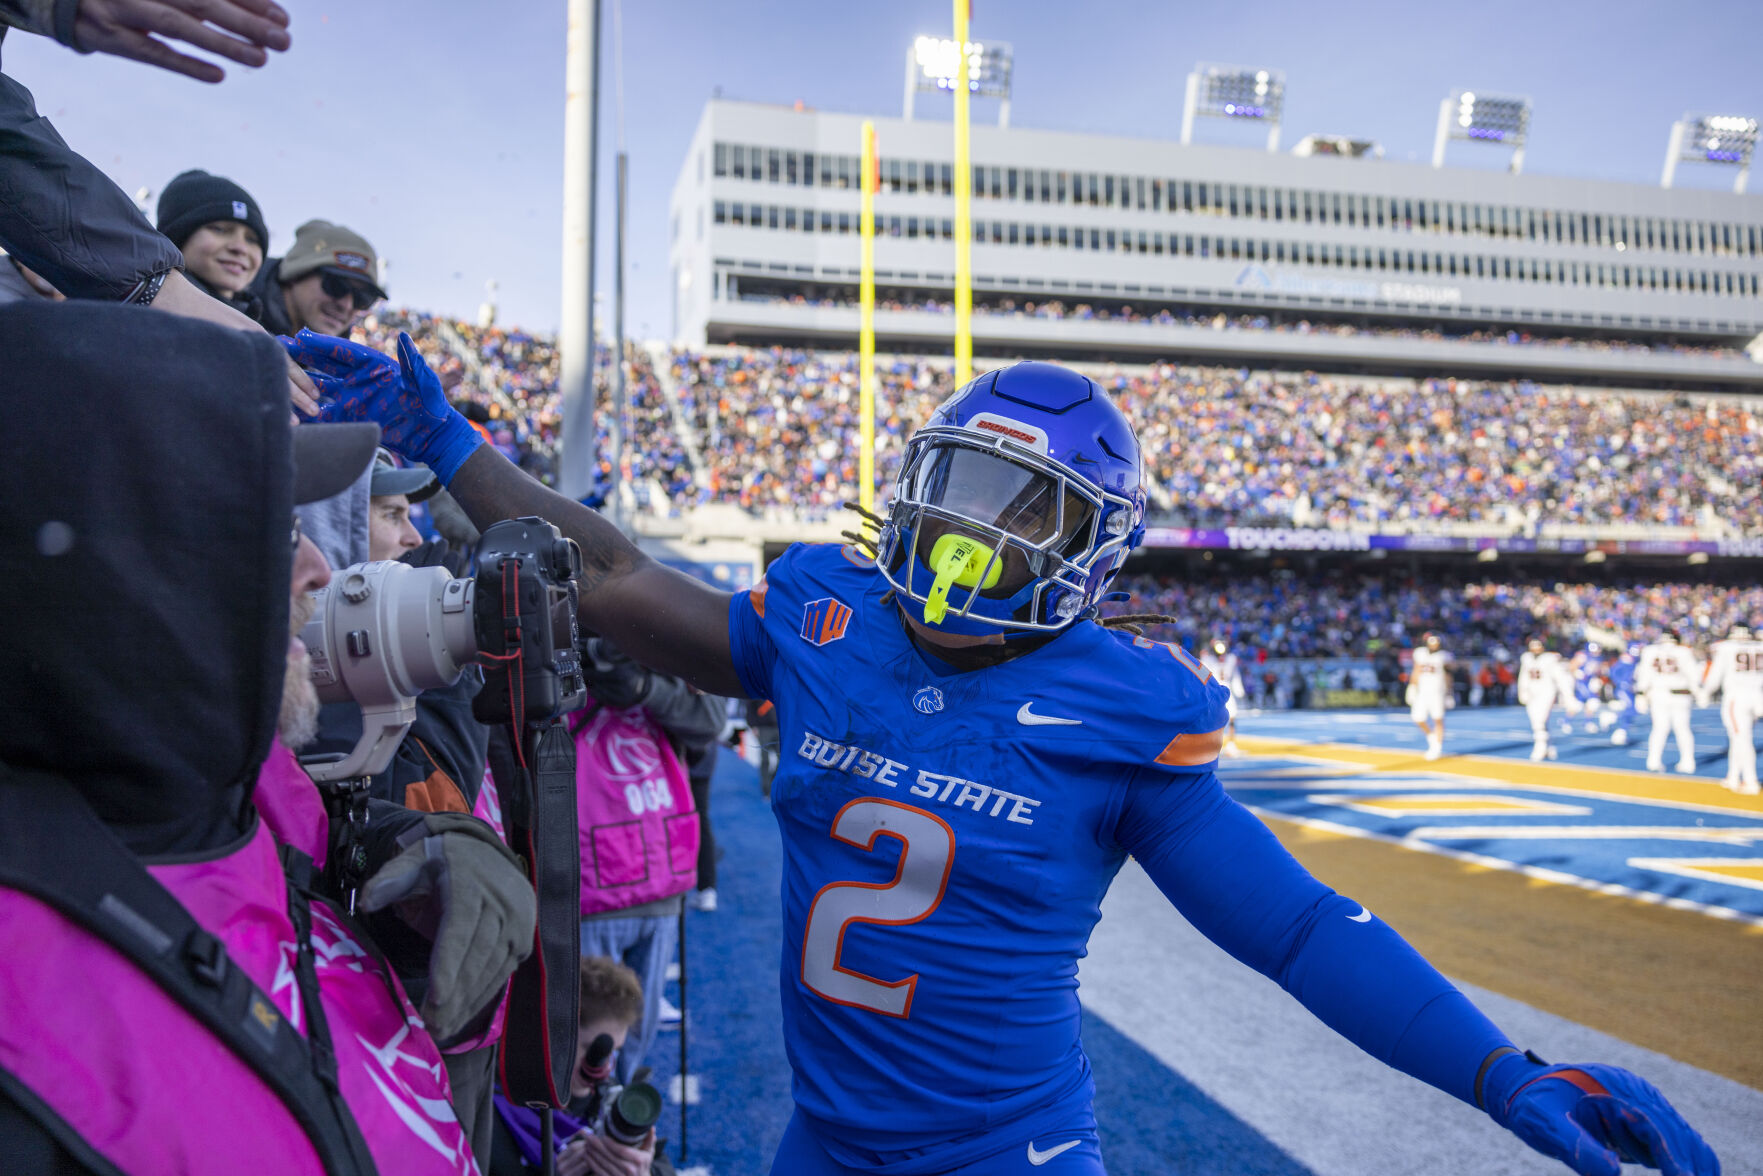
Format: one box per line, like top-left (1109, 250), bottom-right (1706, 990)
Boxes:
top-left (1517, 637), bottom-right (1576, 761)
top-left (1408, 632), bottom-right (1452, 760)
top-left (1699, 623), bottom-right (1763, 794)
top-left (1636, 630), bottom-right (1704, 774)
top-left (1570, 641), bottom-right (1609, 733)
top-left (1608, 640), bottom-right (1643, 747)
top-left (1199, 638), bottom-right (1246, 757)
top-left (290, 337), bottom-right (1719, 1176)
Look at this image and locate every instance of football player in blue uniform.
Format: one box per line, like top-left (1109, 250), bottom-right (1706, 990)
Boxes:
top-left (1610, 641), bottom-right (1643, 747)
top-left (1572, 642), bottom-right (1610, 734)
top-left (285, 332), bottom-right (1720, 1176)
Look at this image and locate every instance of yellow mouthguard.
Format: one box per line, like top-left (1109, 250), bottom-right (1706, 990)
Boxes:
top-left (922, 533), bottom-right (1002, 624)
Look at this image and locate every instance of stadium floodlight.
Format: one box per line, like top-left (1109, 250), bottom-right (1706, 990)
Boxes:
top-left (1431, 90), bottom-right (1532, 174)
top-left (1660, 114), bottom-right (1758, 193)
top-left (1181, 64), bottom-right (1285, 152)
top-left (903, 36), bottom-right (1014, 126)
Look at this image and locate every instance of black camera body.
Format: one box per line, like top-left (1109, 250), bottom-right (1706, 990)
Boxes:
top-left (472, 516), bottom-right (588, 726)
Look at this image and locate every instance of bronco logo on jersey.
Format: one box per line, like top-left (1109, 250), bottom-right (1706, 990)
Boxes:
top-left (800, 597), bottom-right (853, 646)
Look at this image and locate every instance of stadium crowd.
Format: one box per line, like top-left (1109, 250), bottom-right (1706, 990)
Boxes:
top-left (1104, 572), bottom-right (1763, 661)
top-left (316, 321), bottom-right (1763, 536)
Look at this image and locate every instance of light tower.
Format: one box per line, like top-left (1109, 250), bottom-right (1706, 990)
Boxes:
top-left (902, 35), bottom-right (1014, 127)
top-left (1660, 114), bottom-right (1758, 194)
top-left (1180, 64), bottom-right (1285, 153)
top-left (1432, 90), bottom-right (1531, 173)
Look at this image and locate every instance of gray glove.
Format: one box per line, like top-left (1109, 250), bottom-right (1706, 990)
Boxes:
top-left (359, 812), bottom-right (535, 1044)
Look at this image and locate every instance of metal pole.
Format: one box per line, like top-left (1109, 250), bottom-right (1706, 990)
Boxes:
top-left (1180, 72), bottom-right (1199, 145)
top-left (952, 0), bottom-right (973, 386)
top-left (677, 903), bottom-right (688, 1163)
top-left (611, 151), bottom-right (627, 528)
top-left (1431, 97), bottom-right (1451, 169)
top-left (557, 0), bottom-right (602, 501)
top-left (903, 46), bottom-right (916, 121)
top-left (859, 123), bottom-right (877, 514)
top-left (1660, 120), bottom-right (1685, 188)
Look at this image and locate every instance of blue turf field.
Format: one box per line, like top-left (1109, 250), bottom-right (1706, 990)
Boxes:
top-left (1243, 702), bottom-right (1742, 778)
top-left (1229, 704), bottom-right (1763, 921)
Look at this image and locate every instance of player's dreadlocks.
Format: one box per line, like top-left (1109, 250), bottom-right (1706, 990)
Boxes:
top-left (840, 503), bottom-right (1174, 634)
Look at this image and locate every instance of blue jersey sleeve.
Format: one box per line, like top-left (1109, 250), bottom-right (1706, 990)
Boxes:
top-left (1114, 768), bottom-right (1513, 1106)
top-left (728, 581), bottom-right (778, 702)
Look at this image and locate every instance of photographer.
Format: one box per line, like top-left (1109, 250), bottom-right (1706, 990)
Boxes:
top-left (297, 448), bottom-right (546, 1166)
top-left (574, 638), bottom-right (722, 1087)
top-left (0, 300), bottom-right (487, 1174)
top-left (490, 956), bottom-right (667, 1176)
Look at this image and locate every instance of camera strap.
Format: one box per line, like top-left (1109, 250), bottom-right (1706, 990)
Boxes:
top-left (315, 775), bottom-right (372, 914)
top-left (492, 718), bottom-right (581, 1110)
top-left (0, 767), bottom-right (380, 1176)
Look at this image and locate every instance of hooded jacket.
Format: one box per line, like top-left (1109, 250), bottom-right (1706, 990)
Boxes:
top-left (0, 301), bottom-right (473, 1175)
top-left (0, 299), bottom-right (293, 855)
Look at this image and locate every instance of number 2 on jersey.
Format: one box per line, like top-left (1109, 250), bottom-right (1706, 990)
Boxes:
top-left (800, 798), bottom-right (955, 1018)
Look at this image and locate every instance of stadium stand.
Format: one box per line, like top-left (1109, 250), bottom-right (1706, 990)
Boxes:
top-left (1103, 571), bottom-right (1763, 660)
top-left (356, 312), bottom-right (1763, 535)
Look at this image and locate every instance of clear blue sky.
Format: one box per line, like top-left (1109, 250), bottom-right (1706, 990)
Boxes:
top-left (9, 0), bottom-right (1759, 338)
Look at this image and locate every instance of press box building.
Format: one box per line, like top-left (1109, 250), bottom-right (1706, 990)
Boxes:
top-left (668, 99), bottom-right (1763, 391)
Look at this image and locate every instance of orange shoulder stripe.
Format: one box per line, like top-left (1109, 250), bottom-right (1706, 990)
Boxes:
top-left (749, 578), bottom-right (768, 618)
top-left (1156, 725), bottom-right (1227, 767)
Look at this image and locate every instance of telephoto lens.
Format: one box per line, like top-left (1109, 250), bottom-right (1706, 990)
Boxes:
top-left (598, 1081), bottom-right (662, 1147)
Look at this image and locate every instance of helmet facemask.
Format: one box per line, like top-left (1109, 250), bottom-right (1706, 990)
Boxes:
top-left (877, 429), bottom-right (1137, 636)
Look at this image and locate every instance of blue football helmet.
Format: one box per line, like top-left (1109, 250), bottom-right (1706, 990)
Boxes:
top-left (876, 362), bottom-right (1147, 636)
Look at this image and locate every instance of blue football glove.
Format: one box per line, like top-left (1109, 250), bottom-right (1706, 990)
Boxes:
top-left (1483, 1050), bottom-right (1719, 1175)
top-left (281, 330), bottom-right (484, 484)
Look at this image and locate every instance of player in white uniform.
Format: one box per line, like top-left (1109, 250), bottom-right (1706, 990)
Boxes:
top-left (1408, 632), bottom-right (1453, 760)
top-left (1698, 624), bottom-right (1763, 794)
top-left (1200, 638), bottom-right (1247, 757)
top-left (1516, 637), bottom-right (1577, 761)
top-left (1634, 630), bottom-right (1705, 774)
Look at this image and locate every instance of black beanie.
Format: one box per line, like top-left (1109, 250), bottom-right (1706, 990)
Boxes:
top-left (156, 170), bottom-right (269, 253)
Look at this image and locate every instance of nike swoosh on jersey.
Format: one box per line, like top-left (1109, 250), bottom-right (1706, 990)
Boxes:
top-left (1348, 906), bottom-right (1373, 923)
top-left (1017, 703), bottom-right (1082, 726)
top-left (1027, 1139), bottom-right (1082, 1165)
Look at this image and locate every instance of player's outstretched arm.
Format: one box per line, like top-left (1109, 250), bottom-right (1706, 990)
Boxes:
top-left (1121, 775), bottom-right (1719, 1175)
top-left (282, 329), bottom-right (746, 697)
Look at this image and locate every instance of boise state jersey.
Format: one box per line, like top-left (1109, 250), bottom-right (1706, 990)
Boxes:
top-left (730, 544), bottom-right (1229, 1163)
top-left (1572, 648), bottom-right (1606, 701)
top-left (727, 545), bottom-right (1514, 1173)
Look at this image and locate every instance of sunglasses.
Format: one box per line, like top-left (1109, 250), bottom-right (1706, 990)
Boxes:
top-left (291, 513), bottom-right (304, 556)
top-left (320, 272), bottom-right (380, 311)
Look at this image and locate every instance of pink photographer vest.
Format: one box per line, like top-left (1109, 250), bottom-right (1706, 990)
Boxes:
top-left (0, 742), bottom-right (479, 1175)
top-left (573, 706), bottom-right (699, 917)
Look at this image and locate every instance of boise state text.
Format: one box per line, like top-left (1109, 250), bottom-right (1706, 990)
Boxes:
top-left (795, 730), bottom-right (1045, 825)
top-left (727, 541), bottom-right (1235, 1172)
